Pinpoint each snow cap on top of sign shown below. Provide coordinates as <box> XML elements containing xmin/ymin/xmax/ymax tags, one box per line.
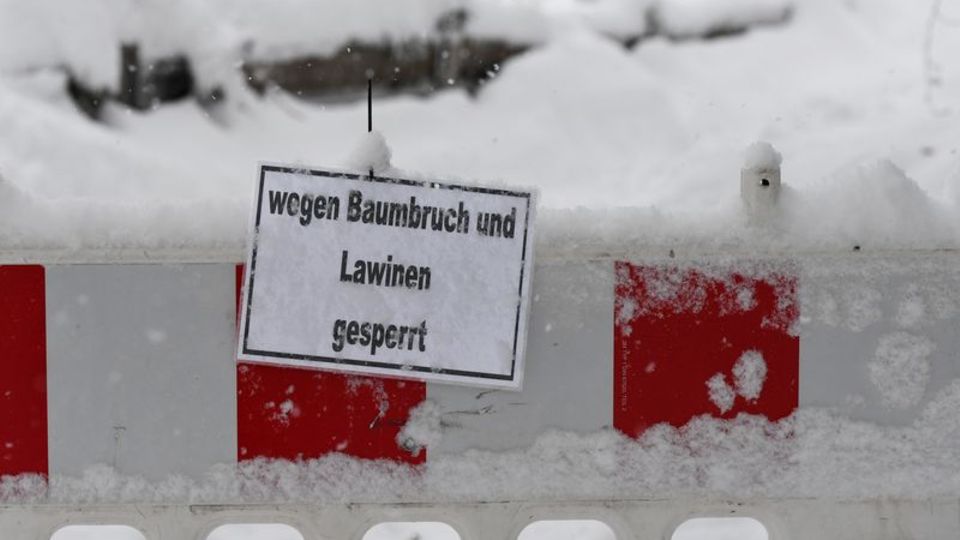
<box><xmin>344</xmin><ymin>130</ymin><xmax>393</xmax><ymax>174</ymax></box>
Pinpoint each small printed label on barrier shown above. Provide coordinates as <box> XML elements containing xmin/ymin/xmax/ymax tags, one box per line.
<box><xmin>238</xmin><ymin>164</ymin><xmax>536</xmax><ymax>389</ymax></box>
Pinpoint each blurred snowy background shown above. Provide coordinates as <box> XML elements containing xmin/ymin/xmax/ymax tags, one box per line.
<box><xmin>0</xmin><ymin>0</ymin><xmax>957</xmax><ymax>252</ymax></box>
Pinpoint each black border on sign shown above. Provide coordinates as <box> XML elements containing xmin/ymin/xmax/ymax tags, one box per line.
<box><xmin>241</xmin><ymin>165</ymin><xmax>533</xmax><ymax>382</ymax></box>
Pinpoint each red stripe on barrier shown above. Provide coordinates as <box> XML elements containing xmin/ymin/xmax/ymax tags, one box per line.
<box><xmin>613</xmin><ymin>262</ymin><xmax>799</xmax><ymax>438</ymax></box>
<box><xmin>235</xmin><ymin>265</ymin><xmax>426</xmax><ymax>464</ymax></box>
<box><xmin>0</xmin><ymin>265</ymin><xmax>47</xmax><ymax>477</ymax></box>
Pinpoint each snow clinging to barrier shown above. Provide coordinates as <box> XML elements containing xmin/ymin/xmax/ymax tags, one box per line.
<box><xmin>869</xmin><ymin>332</ymin><xmax>935</xmax><ymax>410</ymax></box>
<box><xmin>707</xmin><ymin>373</ymin><xmax>735</xmax><ymax>413</ymax></box>
<box><xmin>733</xmin><ymin>350</ymin><xmax>767</xmax><ymax>401</ymax></box>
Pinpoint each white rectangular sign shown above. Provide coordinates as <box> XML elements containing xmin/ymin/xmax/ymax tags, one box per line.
<box><xmin>238</xmin><ymin>164</ymin><xmax>536</xmax><ymax>389</ymax></box>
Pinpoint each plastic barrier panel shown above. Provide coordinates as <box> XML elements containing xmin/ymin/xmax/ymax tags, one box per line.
<box><xmin>0</xmin><ymin>251</ymin><xmax>958</xmax><ymax>540</ymax></box>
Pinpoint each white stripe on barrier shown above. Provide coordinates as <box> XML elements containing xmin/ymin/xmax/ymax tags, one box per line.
<box><xmin>426</xmin><ymin>261</ymin><xmax>614</xmax><ymax>453</ymax></box>
<box><xmin>45</xmin><ymin>264</ymin><xmax>237</xmax><ymax>479</ymax></box>
<box><xmin>797</xmin><ymin>258</ymin><xmax>960</xmax><ymax>423</ymax></box>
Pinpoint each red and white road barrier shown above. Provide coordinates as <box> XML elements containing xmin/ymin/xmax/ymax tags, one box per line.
<box><xmin>1</xmin><ymin>252</ymin><xmax>959</xmax><ymax>539</ymax></box>
<box><xmin>3</xmin><ymin>255</ymin><xmax>960</xmax><ymax>473</ymax></box>
<box><xmin>0</xmin><ymin>260</ymin><xmax>800</xmax><ymax>476</ymax></box>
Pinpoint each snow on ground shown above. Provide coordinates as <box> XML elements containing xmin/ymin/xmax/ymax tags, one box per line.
<box><xmin>0</xmin><ymin>0</ymin><xmax>957</xmax><ymax>255</ymax></box>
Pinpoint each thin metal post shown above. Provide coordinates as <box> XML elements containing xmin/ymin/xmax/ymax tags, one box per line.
<box><xmin>368</xmin><ymin>76</ymin><xmax>374</xmax><ymax>178</ymax></box>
